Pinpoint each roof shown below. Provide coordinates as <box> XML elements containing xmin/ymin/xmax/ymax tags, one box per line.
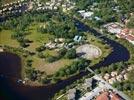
<box><xmin>96</xmin><ymin>92</ymin><xmax>109</xmax><ymax>100</ymax></box>
<box><xmin>121</xmin><ymin>28</ymin><xmax>129</xmax><ymax>35</ymax></box>
<box><xmin>82</xmin><ymin>11</ymin><xmax>94</xmax><ymax>18</ymax></box>
<box><xmin>126</xmin><ymin>34</ymin><xmax>134</xmax><ymax>41</ymax></box>
<box><xmin>111</xmin><ymin>93</ymin><xmax>120</xmax><ymax>100</ymax></box>
<box><xmin>96</xmin><ymin>92</ymin><xmax>121</xmax><ymax>100</ymax></box>
<box><xmin>84</xmin><ymin>78</ymin><xmax>93</xmax><ymax>86</ymax></box>
<box><xmin>68</xmin><ymin>88</ymin><xmax>76</xmax><ymax>100</ymax></box>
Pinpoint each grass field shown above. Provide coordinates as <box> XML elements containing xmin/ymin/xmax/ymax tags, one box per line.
<box><xmin>0</xmin><ymin>22</ymin><xmax>73</xmax><ymax>75</ymax></box>
<box><xmin>0</xmin><ymin>30</ymin><xmax>19</xmax><ymax>47</ymax></box>
<box><xmin>86</xmin><ymin>33</ymin><xmax>112</xmax><ymax>65</ymax></box>
<box><xmin>32</xmin><ymin>56</ymin><xmax>73</xmax><ymax>75</ymax></box>
<box><xmin>26</xmin><ymin>23</ymin><xmax>54</xmax><ymax>52</ymax></box>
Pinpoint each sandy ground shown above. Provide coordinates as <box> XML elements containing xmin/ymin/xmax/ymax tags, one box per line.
<box><xmin>76</xmin><ymin>44</ymin><xmax>102</xmax><ymax>59</ymax></box>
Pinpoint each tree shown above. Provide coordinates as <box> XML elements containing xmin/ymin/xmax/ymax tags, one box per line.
<box><xmin>25</xmin><ymin>68</ymin><xmax>37</xmax><ymax>81</ymax></box>
<box><xmin>36</xmin><ymin>46</ymin><xmax>46</xmax><ymax>52</ymax></box>
<box><xmin>38</xmin><ymin>52</ymin><xmax>45</xmax><ymax>58</ymax></box>
<box><xmin>65</xmin><ymin>48</ymin><xmax>76</xmax><ymax>59</ymax></box>
<box><xmin>47</xmin><ymin>56</ymin><xmax>57</xmax><ymax>62</ymax></box>
<box><xmin>58</xmin><ymin>48</ymin><xmax>67</xmax><ymax>57</ymax></box>
<box><xmin>128</xmin><ymin>69</ymin><xmax>134</xmax><ymax>82</ymax></box>
<box><xmin>127</xmin><ymin>17</ymin><xmax>134</xmax><ymax>28</ymax></box>
<box><xmin>59</xmin><ymin>69</ymin><xmax>65</xmax><ymax>77</ymax></box>
<box><xmin>65</xmin><ymin>68</ymin><xmax>71</xmax><ymax>76</ymax></box>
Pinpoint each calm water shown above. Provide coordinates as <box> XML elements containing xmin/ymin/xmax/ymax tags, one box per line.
<box><xmin>0</xmin><ymin>20</ymin><xmax>130</xmax><ymax>100</ymax></box>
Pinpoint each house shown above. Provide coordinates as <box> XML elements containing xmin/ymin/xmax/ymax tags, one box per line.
<box><xmin>67</xmin><ymin>88</ymin><xmax>76</xmax><ymax>100</ymax></box>
<box><xmin>103</xmin><ymin>23</ymin><xmax>122</xmax><ymax>34</ymax></box>
<box><xmin>96</xmin><ymin>91</ymin><xmax>109</xmax><ymax>100</ymax></box>
<box><xmin>96</xmin><ymin>91</ymin><xmax>121</xmax><ymax>100</ymax></box>
<box><xmin>111</xmin><ymin>71</ymin><xmax>118</xmax><ymax>77</ymax></box>
<box><xmin>104</xmin><ymin>73</ymin><xmax>110</xmax><ymax>80</ymax></box>
<box><xmin>78</xmin><ymin>10</ymin><xmax>94</xmax><ymax>19</ymax></box>
<box><xmin>116</xmin><ymin>75</ymin><xmax>123</xmax><ymax>82</ymax></box>
<box><xmin>116</xmin><ymin>28</ymin><xmax>134</xmax><ymax>45</ymax></box>
<box><xmin>108</xmin><ymin>78</ymin><xmax>116</xmax><ymax>84</ymax></box>
<box><xmin>110</xmin><ymin>93</ymin><xmax>120</xmax><ymax>100</ymax></box>
<box><xmin>82</xmin><ymin>12</ymin><xmax>93</xmax><ymax>19</ymax></box>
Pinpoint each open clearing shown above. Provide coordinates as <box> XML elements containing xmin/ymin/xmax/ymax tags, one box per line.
<box><xmin>76</xmin><ymin>44</ymin><xmax>102</xmax><ymax>59</ymax></box>
<box><xmin>32</xmin><ymin>57</ymin><xmax>73</xmax><ymax>75</ymax></box>
<box><xmin>0</xmin><ymin>30</ymin><xmax>19</xmax><ymax>47</ymax></box>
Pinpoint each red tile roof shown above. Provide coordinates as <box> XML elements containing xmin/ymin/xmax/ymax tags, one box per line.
<box><xmin>122</xmin><ymin>28</ymin><xmax>129</xmax><ymax>33</ymax></box>
<box><xmin>111</xmin><ymin>93</ymin><xmax>120</xmax><ymax>100</ymax></box>
<box><xmin>117</xmin><ymin>33</ymin><xmax>126</xmax><ymax>39</ymax></box>
<box><xmin>96</xmin><ymin>92</ymin><xmax>109</xmax><ymax>100</ymax></box>
<box><xmin>126</xmin><ymin>34</ymin><xmax>134</xmax><ymax>41</ymax></box>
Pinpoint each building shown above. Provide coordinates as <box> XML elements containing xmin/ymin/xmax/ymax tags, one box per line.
<box><xmin>108</xmin><ymin>78</ymin><xmax>116</xmax><ymax>84</ymax></box>
<box><xmin>126</xmin><ymin>34</ymin><xmax>134</xmax><ymax>45</ymax></box>
<box><xmin>73</xmin><ymin>35</ymin><xmax>82</xmax><ymax>42</ymax></box>
<box><xmin>110</xmin><ymin>93</ymin><xmax>120</xmax><ymax>100</ymax></box>
<box><xmin>67</xmin><ymin>88</ymin><xmax>76</xmax><ymax>100</ymax></box>
<box><xmin>96</xmin><ymin>91</ymin><xmax>109</xmax><ymax>100</ymax></box>
<box><xmin>111</xmin><ymin>71</ymin><xmax>118</xmax><ymax>77</ymax></box>
<box><xmin>78</xmin><ymin>10</ymin><xmax>94</xmax><ymax>19</ymax></box>
<box><xmin>116</xmin><ymin>28</ymin><xmax>134</xmax><ymax>45</ymax></box>
<box><xmin>83</xmin><ymin>78</ymin><xmax>93</xmax><ymax>90</ymax></box>
<box><xmin>96</xmin><ymin>91</ymin><xmax>121</xmax><ymax>100</ymax></box>
<box><xmin>0</xmin><ymin>48</ymin><xmax>4</xmax><ymax>52</ymax></box>
<box><xmin>104</xmin><ymin>73</ymin><xmax>110</xmax><ymax>80</ymax></box>
<box><xmin>103</xmin><ymin>23</ymin><xmax>122</xmax><ymax>34</ymax></box>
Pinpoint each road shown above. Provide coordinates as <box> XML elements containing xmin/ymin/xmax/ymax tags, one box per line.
<box><xmin>87</xmin><ymin>67</ymin><xmax>130</xmax><ymax>100</ymax></box>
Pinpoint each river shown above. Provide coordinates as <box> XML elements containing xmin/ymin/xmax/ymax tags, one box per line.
<box><xmin>0</xmin><ymin>20</ymin><xmax>130</xmax><ymax>100</ymax></box>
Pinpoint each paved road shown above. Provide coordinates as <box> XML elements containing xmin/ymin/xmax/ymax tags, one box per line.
<box><xmin>87</xmin><ymin>68</ymin><xmax>130</xmax><ymax>100</ymax></box>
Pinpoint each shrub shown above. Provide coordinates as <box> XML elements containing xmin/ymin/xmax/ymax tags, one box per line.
<box><xmin>65</xmin><ymin>48</ymin><xmax>76</xmax><ymax>59</ymax></box>
<box><xmin>47</xmin><ymin>56</ymin><xmax>57</xmax><ymax>63</ymax></box>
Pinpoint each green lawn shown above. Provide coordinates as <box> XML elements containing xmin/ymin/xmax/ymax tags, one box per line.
<box><xmin>32</xmin><ymin>56</ymin><xmax>73</xmax><ymax>75</ymax></box>
<box><xmin>0</xmin><ymin>30</ymin><xmax>19</xmax><ymax>47</ymax></box>
<box><xmin>0</xmin><ymin>22</ymin><xmax>73</xmax><ymax>75</ymax></box>
<box><xmin>86</xmin><ymin>33</ymin><xmax>112</xmax><ymax>66</ymax></box>
<box><xmin>26</xmin><ymin>23</ymin><xmax>54</xmax><ymax>52</ymax></box>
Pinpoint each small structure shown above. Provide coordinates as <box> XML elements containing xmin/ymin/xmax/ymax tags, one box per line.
<box><xmin>83</xmin><ymin>78</ymin><xmax>93</xmax><ymax>90</ymax></box>
<box><xmin>104</xmin><ymin>73</ymin><xmax>110</xmax><ymax>80</ymax></box>
<box><xmin>73</xmin><ymin>35</ymin><xmax>82</xmax><ymax>42</ymax></box>
<box><xmin>45</xmin><ymin>42</ymin><xmax>57</xmax><ymax>49</ymax></box>
<box><xmin>124</xmin><ymin>74</ymin><xmax>128</xmax><ymax>80</ymax></box>
<box><xmin>0</xmin><ymin>48</ymin><xmax>4</xmax><ymax>52</ymax></box>
<box><xmin>67</xmin><ymin>88</ymin><xmax>76</xmax><ymax>100</ymax></box>
<box><xmin>116</xmin><ymin>75</ymin><xmax>123</xmax><ymax>82</ymax></box>
<box><xmin>111</xmin><ymin>71</ymin><xmax>118</xmax><ymax>77</ymax></box>
<box><xmin>108</xmin><ymin>78</ymin><xmax>116</xmax><ymax>84</ymax></box>
<box><xmin>78</xmin><ymin>10</ymin><xmax>94</xmax><ymax>19</ymax></box>
<box><xmin>94</xmin><ymin>16</ymin><xmax>101</xmax><ymax>21</ymax></box>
